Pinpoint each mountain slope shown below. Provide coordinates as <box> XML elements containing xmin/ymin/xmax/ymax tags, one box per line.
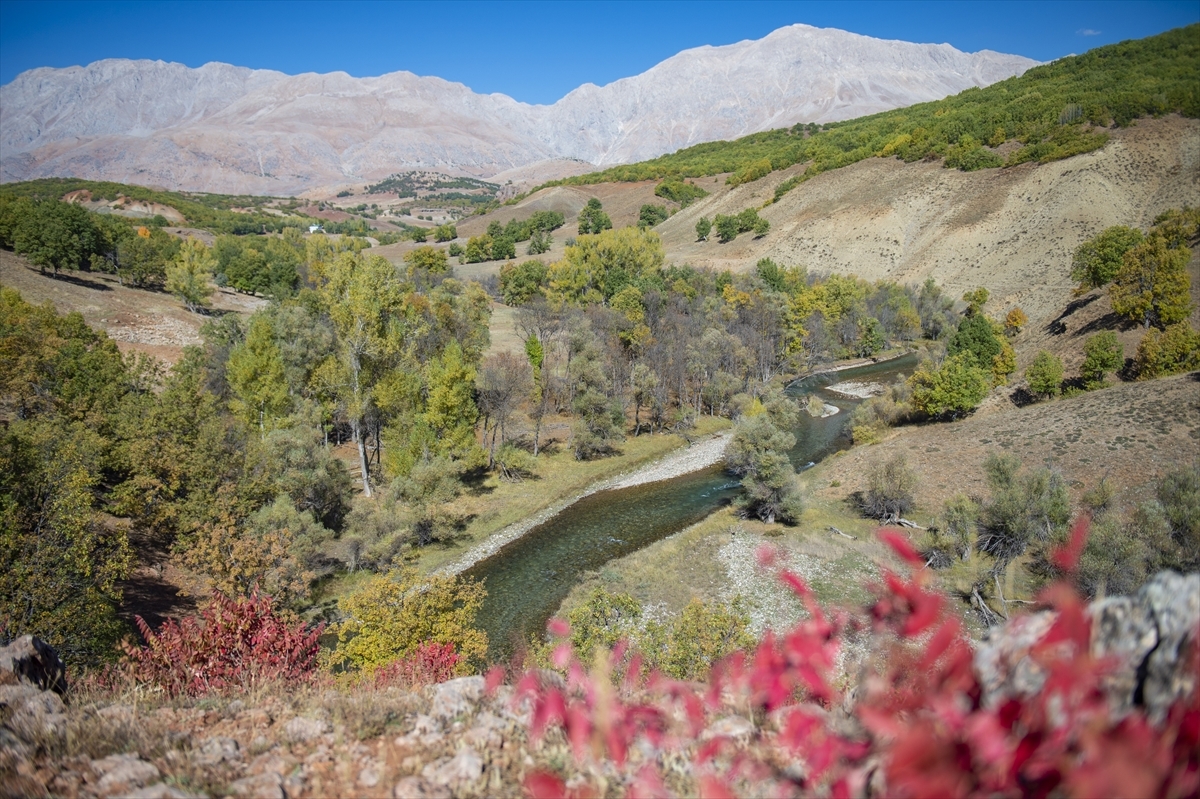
<box><xmin>0</xmin><ymin>24</ymin><xmax>1035</xmax><ymax>194</ymax></box>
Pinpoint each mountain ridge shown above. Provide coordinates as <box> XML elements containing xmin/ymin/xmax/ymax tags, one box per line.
<box><xmin>0</xmin><ymin>24</ymin><xmax>1037</xmax><ymax>194</ymax></box>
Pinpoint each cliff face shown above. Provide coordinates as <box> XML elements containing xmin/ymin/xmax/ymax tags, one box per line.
<box><xmin>0</xmin><ymin>24</ymin><xmax>1036</xmax><ymax>194</ymax></box>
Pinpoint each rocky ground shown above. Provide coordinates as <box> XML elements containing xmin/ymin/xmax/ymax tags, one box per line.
<box><xmin>3</xmin><ymin>569</ymin><xmax>1196</xmax><ymax>798</ymax></box>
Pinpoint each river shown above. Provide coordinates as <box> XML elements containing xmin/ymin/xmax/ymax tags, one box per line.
<box><xmin>465</xmin><ymin>354</ymin><xmax>919</xmax><ymax>660</ymax></box>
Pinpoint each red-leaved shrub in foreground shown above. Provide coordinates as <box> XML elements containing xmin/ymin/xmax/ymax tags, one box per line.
<box><xmin>122</xmin><ymin>588</ymin><xmax>323</xmax><ymax>697</ymax></box>
<box><xmin>515</xmin><ymin>520</ymin><xmax>1200</xmax><ymax>798</ymax></box>
<box><xmin>373</xmin><ymin>641</ymin><xmax>461</xmax><ymax>689</ymax></box>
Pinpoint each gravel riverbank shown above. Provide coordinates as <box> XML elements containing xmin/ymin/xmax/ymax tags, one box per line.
<box><xmin>436</xmin><ymin>432</ymin><xmax>730</xmax><ymax>577</ymax></box>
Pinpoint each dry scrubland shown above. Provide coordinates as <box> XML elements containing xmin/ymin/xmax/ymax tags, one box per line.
<box><xmin>0</xmin><ymin>250</ymin><xmax>264</xmax><ymax>365</ymax></box>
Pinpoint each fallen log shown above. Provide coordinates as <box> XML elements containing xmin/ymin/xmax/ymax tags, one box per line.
<box><xmin>828</xmin><ymin>526</ymin><xmax>856</xmax><ymax>540</ymax></box>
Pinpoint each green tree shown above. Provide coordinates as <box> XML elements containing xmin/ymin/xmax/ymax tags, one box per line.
<box><xmin>499</xmin><ymin>260</ymin><xmax>549</xmax><ymax>305</ymax></box>
<box><xmin>491</xmin><ymin>235</ymin><xmax>516</xmax><ymax>261</ymax></box>
<box><xmin>947</xmin><ymin>313</ymin><xmax>1003</xmax><ymax>372</ymax></box>
<box><xmin>714</xmin><ymin>214</ymin><xmax>740</xmax><ymax>243</ymax></box>
<box><xmin>1025</xmin><ymin>350</ymin><xmax>1064</xmax><ymax>398</ymax></box>
<box><xmin>638</xmin><ymin>204</ymin><xmax>669</xmax><ymax>228</ymax></box>
<box><xmin>908</xmin><ymin>353</ymin><xmax>991</xmax><ymax>419</ymax></box>
<box><xmin>1080</xmin><ymin>331</ymin><xmax>1124</xmax><ymax>387</ymax></box>
<box><xmin>9</xmin><ymin>199</ymin><xmax>101</xmax><ymax>275</ymax></box>
<box><xmin>433</xmin><ymin>224</ymin><xmax>457</xmax><ymax>242</ymax></box>
<box><xmin>317</xmin><ymin>252</ymin><xmax>408</xmax><ymax>497</ymax></box>
<box><xmin>226</xmin><ymin>314</ymin><xmax>291</xmax><ymax>433</ymax></box>
<box><xmin>753</xmin><ymin>216</ymin><xmax>770</xmax><ymax>237</ymax></box>
<box><xmin>404</xmin><ymin>245</ymin><xmax>450</xmax><ymax>273</ymax></box>
<box><xmin>725</xmin><ymin>409</ymin><xmax>804</xmax><ymax>525</ymax></box>
<box><xmin>1</xmin><ymin>420</ymin><xmax>133</xmax><ymax>668</ymax></box>
<box><xmin>1071</xmin><ymin>226</ymin><xmax>1144</xmax><ymax>292</ymax></box>
<box><xmin>1110</xmin><ymin>235</ymin><xmax>1192</xmax><ymax>329</ymax></box>
<box><xmin>332</xmin><ymin>566</ymin><xmax>487</xmax><ymax>674</ymax></box>
<box><xmin>695</xmin><ymin>216</ymin><xmax>712</xmax><ymax>241</ymax></box>
<box><xmin>547</xmin><ymin>226</ymin><xmax>665</xmax><ymax>304</ymax></box>
<box><xmin>166</xmin><ymin>239</ymin><xmax>216</xmax><ymax>312</ymax></box>
<box><xmin>577</xmin><ymin>198</ymin><xmax>612</xmax><ymax>235</ymax></box>
<box><xmin>421</xmin><ymin>340</ymin><xmax>482</xmax><ymax>465</ymax></box>
<box><xmin>962</xmin><ymin>287</ymin><xmax>990</xmax><ymax>315</ymax></box>
<box><xmin>1132</xmin><ymin>323</ymin><xmax>1200</xmax><ymax>379</ymax></box>
<box><xmin>463</xmin><ymin>234</ymin><xmax>493</xmax><ymax>263</ymax></box>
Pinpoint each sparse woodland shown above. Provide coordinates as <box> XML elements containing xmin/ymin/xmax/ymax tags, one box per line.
<box><xmin>1</xmin><ymin>25</ymin><xmax>1200</xmax><ymax>799</ymax></box>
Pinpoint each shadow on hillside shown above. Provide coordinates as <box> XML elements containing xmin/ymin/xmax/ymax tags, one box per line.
<box><xmin>1045</xmin><ymin>293</ymin><xmax>1100</xmax><ymax>335</ymax></box>
<box><xmin>43</xmin><ymin>269</ymin><xmax>112</xmax><ymax>292</ymax></box>
<box><xmin>1074</xmin><ymin>311</ymin><xmax>1137</xmax><ymax>337</ymax></box>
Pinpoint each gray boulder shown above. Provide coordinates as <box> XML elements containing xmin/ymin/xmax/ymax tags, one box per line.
<box><xmin>0</xmin><ymin>635</ymin><xmax>68</xmax><ymax>696</ymax></box>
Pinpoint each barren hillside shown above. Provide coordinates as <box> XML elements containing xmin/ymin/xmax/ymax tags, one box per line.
<box><xmin>654</xmin><ymin>116</ymin><xmax>1200</xmax><ymax>327</ymax></box>
<box><xmin>809</xmin><ymin>371</ymin><xmax>1200</xmax><ymax>515</ymax></box>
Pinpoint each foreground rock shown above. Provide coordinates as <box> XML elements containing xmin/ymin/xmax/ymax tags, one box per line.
<box><xmin>3</xmin><ymin>573</ymin><xmax>1196</xmax><ymax>797</ymax></box>
<box><xmin>975</xmin><ymin>571</ymin><xmax>1200</xmax><ymax>723</ymax></box>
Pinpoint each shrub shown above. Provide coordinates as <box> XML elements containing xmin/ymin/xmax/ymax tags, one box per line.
<box><xmin>863</xmin><ymin>454</ymin><xmax>917</xmax><ymax>521</ymax></box>
<box><xmin>1133</xmin><ymin>323</ymin><xmax>1200</xmax><ymax>378</ymax></box>
<box><xmin>121</xmin><ymin>588</ymin><xmax>323</xmax><ymax>697</ymax></box>
<box><xmin>372</xmin><ymin>642</ymin><xmax>460</xmax><ymax>688</ymax></box>
<box><xmin>517</xmin><ymin>522</ymin><xmax>1199</xmax><ymax>799</ymax></box>
<box><xmin>331</xmin><ymin>566</ymin><xmax>487</xmax><ymax>674</ymax></box>
<box><xmin>1025</xmin><ymin>350</ymin><xmax>1064</xmax><ymax>398</ymax></box>
<box><xmin>1080</xmin><ymin>330</ymin><xmax>1123</xmax><ymax>387</ymax></box>
<box><xmin>976</xmin><ymin>452</ymin><xmax>1069</xmax><ymax>568</ymax></box>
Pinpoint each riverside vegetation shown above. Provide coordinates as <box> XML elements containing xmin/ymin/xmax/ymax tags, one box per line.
<box><xmin>2</xmin><ymin>24</ymin><xmax>1199</xmax><ymax>798</ymax></box>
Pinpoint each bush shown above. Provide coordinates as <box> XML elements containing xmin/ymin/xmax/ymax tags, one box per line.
<box><xmin>331</xmin><ymin>566</ymin><xmax>487</xmax><ymax>674</ymax></box>
<box><xmin>121</xmin><ymin>588</ymin><xmax>323</xmax><ymax>697</ymax></box>
<box><xmin>1133</xmin><ymin>323</ymin><xmax>1200</xmax><ymax>378</ymax></box>
<box><xmin>371</xmin><ymin>642</ymin><xmax>460</xmax><ymax>688</ymax></box>
<box><xmin>1025</xmin><ymin>350</ymin><xmax>1064</xmax><ymax>398</ymax></box>
<box><xmin>976</xmin><ymin>452</ymin><xmax>1069</xmax><ymax>567</ymax></box>
<box><xmin>863</xmin><ymin>454</ymin><xmax>917</xmax><ymax>521</ymax></box>
<box><xmin>517</xmin><ymin>522</ymin><xmax>1199</xmax><ymax>799</ymax></box>
<box><xmin>1080</xmin><ymin>330</ymin><xmax>1123</xmax><ymax>387</ymax></box>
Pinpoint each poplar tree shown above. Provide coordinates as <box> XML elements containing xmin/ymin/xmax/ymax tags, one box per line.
<box><xmin>226</xmin><ymin>314</ymin><xmax>290</xmax><ymax>433</ymax></box>
<box><xmin>166</xmin><ymin>239</ymin><xmax>215</xmax><ymax>312</ymax></box>
<box><xmin>318</xmin><ymin>253</ymin><xmax>407</xmax><ymax>497</ymax></box>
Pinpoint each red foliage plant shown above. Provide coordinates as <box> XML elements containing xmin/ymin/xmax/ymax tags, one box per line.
<box><xmin>122</xmin><ymin>587</ymin><xmax>323</xmax><ymax>697</ymax></box>
<box><xmin>372</xmin><ymin>642</ymin><xmax>461</xmax><ymax>689</ymax></box>
<box><xmin>516</xmin><ymin>519</ymin><xmax>1200</xmax><ymax>799</ymax></box>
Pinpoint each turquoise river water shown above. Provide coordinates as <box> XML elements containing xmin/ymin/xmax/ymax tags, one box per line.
<box><xmin>466</xmin><ymin>354</ymin><xmax>919</xmax><ymax>660</ymax></box>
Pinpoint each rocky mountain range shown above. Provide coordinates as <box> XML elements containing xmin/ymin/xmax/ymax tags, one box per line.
<box><xmin>0</xmin><ymin>24</ymin><xmax>1037</xmax><ymax>195</ymax></box>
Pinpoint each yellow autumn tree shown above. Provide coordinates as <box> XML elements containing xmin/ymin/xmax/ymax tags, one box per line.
<box><xmin>331</xmin><ymin>566</ymin><xmax>487</xmax><ymax>674</ymax></box>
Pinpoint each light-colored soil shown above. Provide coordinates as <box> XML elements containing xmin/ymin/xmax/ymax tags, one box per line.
<box><xmin>0</xmin><ymin>251</ymin><xmax>265</xmax><ymax>365</ymax></box>
<box><xmin>810</xmin><ymin>372</ymin><xmax>1200</xmax><ymax>514</ymax></box>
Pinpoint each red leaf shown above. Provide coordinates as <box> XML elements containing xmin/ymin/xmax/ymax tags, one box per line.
<box><xmin>878</xmin><ymin>529</ymin><xmax>923</xmax><ymax>567</ymax></box>
<box><xmin>698</xmin><ymin>774</ymin><xmax>736</xmax><ymax>799</ymax></box>
<box><xmin>1051</xmin><ymin>515</ymin><xmax>1090</xmax><ymax>573</ymax></box>
<box><xmin>524</xmin><ymin>770</ymin><xmax>567</xmax><ymax>799</ymax></box>
<box><xmin>547</xmin><ymin>617</ymin><xmax>571</xmax><ymax>638</ymax></box>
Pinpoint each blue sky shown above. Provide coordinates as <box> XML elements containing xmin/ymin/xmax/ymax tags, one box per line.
<box><xmin>1</xmin><ymin>1</ymin><xmax>1196</xmax><ymax>103</ymax></box>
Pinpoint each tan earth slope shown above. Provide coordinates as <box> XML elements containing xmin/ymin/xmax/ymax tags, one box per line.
<box><xmin>652</xmin><ymin>116</ymin><xmax>1200</xmax><ymax>327</ymax></box>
